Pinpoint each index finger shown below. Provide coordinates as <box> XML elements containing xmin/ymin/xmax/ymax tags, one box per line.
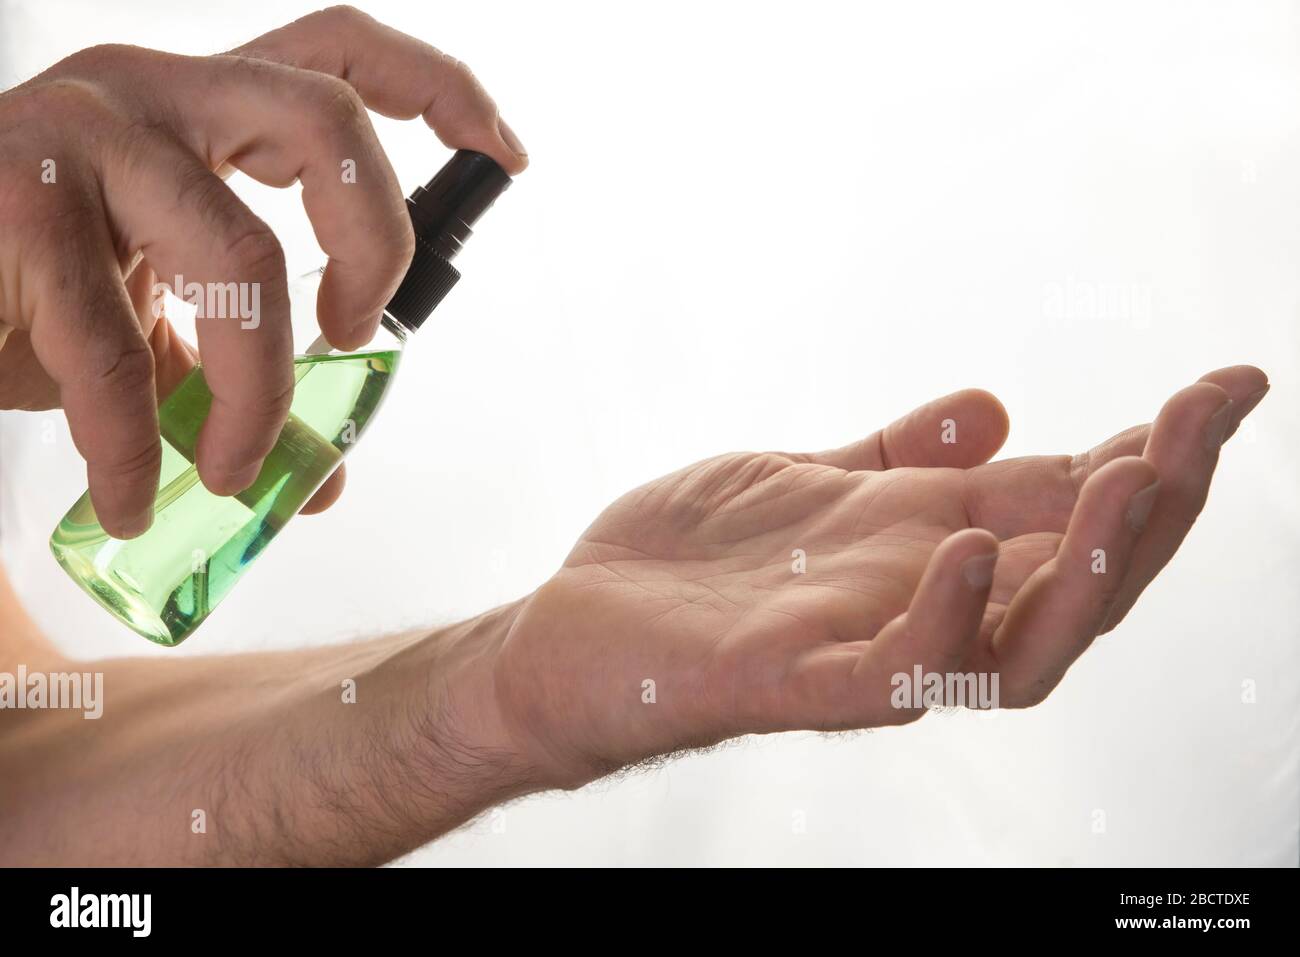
<box><xmin>233</xmin><ymin>6</ymin><xmax>528</xmax><ymax>176</ymax></box>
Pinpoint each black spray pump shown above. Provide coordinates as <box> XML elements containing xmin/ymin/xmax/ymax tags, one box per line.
<box><xmin>383</xmin><ymin>150</ymin><xmax>513</xmax><ymax>331</ymax></box>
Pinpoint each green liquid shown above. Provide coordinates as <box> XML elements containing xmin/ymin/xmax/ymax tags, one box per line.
<box><xmin>50</xmin><ymin>349</ymin><xmax>400</xmax><ymax>646</ymax></box>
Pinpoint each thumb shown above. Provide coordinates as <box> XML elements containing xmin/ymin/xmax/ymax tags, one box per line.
<box><xmin>799</xmin><ymin>388</ymin><xmax>1011</xmax><ymax>471</ymax></box>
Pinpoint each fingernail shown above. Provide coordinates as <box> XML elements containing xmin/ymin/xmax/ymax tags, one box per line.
<box><xmin>118</xmin><ymin>507</ymin><xmax>154</xmax><ymax>539</ymax></box>
<box><xmin>1203</xmin><ymin>400</ymin><xmax>1234</xmax><ymax>450</ymax></box>
<box><xmin>1225</xmin><ymin>385</ymin><xmax>1269</xmax><ymax>441</ymax></box>
<box><xmin>961</xmin><ymin>553</ymin><xmax>997</xmax><ymax>589</ymax></box>
<box><xmin>497</xmin><ymin>117</ymin><xmax>527</xmax><ymax>158</ymax></box>
<box><xmin>1126</xmin><ymin>481</ymin><xmax>1160</xmax><ymax>533</ymax></box>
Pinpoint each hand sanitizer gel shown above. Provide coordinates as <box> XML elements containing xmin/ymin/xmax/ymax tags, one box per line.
<box><xmin>50</xmin><ymin>150</ymin><xmax>512</xmax><ymax>646</ymax></box>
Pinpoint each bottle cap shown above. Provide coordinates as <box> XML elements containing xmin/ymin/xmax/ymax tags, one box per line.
<box><xmin>384</xmin><ymin>150</ymin><xmax>512</xmax><ymax>330</ymax></box>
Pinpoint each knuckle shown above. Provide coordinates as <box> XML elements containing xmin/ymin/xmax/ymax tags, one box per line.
<box><xmin>48</xmin><ymin>43</ymin><xmax>140</xmax><ymax>79</ymax></box>
<box><xmin>98</xmin><ymin>429</ymin><xmax>162</xmax><ymax>481</ymax></box>
<box><xmin>1065</xmin><ymin>451</ymin><xmax>1090</xmax><ymax>497</ymax></box>
<box><xmin>448</xmin><ymin>56</ymin><xmax>477</xmax><ymax>84</ymax></box>
<box><xmin>315</xmin><ymin>5</ymin><xmax>371</xmax><ymax>29</ymax></box>
<box><xmin>387</xmin><ymin>209</ymin><xmax>416</xmax><ymax>263</ymax></box>
<box><xmin>284</xmin><ymin>72</ymin><xmax>368</xmax><ymax>147</ymax></box>
<box><xmin>423</xmin><ymin>49</ymin><xmax>496</xmax><ymax>132</ymax></box>
<box><xmin>220</xmin><ymin>224</ymin><xmax>286</xmax><ymax>280</ymax></box>
<box><xmin>316</xmin><ymin>75</ymin><xmax>367</xmax><ymax>128</ymax></box>
<box><xmin>220</xmin><ymin>52</ymin><xmax>275</xmax><ymax>84</ymax></box>
<box><xmin>213</xmin><ymin>54</ymin><xmax>281</xmax><ymax>103</ymax></box>
<box><xmin>13</xmin><ymin>77</ymin><xmax>114</xmax><ymax>126</ymax></box>
<box><xmin>205</xmin><ymin>376</ymin><xmax>293</xmax><ymax>462</ymax></box>
<box><xmin>258</xmin><ymin>377</ymin><xmax>295</xmax><ymax>419</ymax></box>
<box><xmin>240</xmin><ymin>376</ymin><xmax>295</xmax><ymax>427</ymax></box>
<box><xmin>434</xmin><ymin>49</ymin><xmax>479</xmax><ymax>93</ymax></box>
<box><xmin>446</xmin><ymin>57</ymin><xmax>490</xmax><ymax>108</ymax></box>
<box><xmin>92</xmin><ymin>340</ymin><xmax>156</xmax><ymax>397</ymax></box>
<box><xmin>172</xmin><ymin>160</ymin><xmax>245</xmax><ymax>239</ymax></box>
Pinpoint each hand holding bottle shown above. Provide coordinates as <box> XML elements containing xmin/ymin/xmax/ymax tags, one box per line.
<box><xmin>0</xmin><ymin>6</ymin><xmax>527</xmax><ymax>538</ymax></box>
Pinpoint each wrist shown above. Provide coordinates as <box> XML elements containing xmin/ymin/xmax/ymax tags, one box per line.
<box><xmin>394</xmin><ymin>599</ymin><xmax>548</xmax><ymax>824</ymax></box>
<box><xmin>424</xmin><ymin>586</ymin><xmax>612</xmax><ymax>795</ymax></box>
<box><xmin>390</xmin><ymin>583</ymin><xmax>618</xmax><ymax>813</ymax></box>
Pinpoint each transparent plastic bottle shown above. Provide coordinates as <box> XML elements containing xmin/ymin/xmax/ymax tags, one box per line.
<box><xmin>49</xmin><ymin>151</ymin><xmax>511</xmax><ymax>646</ymax></box>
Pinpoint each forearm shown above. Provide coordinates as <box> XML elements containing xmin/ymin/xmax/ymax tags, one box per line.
<box><xmin>0</xmin><ymin>600</ymin><xmax>540</xmax><ymax>866</ymax></box>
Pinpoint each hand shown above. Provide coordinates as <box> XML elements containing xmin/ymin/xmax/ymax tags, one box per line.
<box><xmin>0</xmin><ymin>6</ymin><xmax>527</xmax><ymax>536</ymax></box>
<box><xmin>490</xmin><ymin>366</ymin><xmax>1269</xmax><ymax>788</ymax></box>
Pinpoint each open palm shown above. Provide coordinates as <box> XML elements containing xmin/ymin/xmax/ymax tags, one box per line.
<box><xmin>498</xmin><ymin>366</ymin><xmax>1267</xmax><ymax>788</ymax></box>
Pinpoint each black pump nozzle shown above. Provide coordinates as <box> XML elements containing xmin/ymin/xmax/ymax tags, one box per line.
<box><xmin>384</xmin><ymin>150</ymin><xmax>512</xmax><ymax>331</ymax></box>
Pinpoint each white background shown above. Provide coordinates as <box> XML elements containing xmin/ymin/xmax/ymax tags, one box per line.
<box><xmin>1</xmin><ymin>0</ymin><xmax>1297</xmax><ymax>865</ymax></box>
